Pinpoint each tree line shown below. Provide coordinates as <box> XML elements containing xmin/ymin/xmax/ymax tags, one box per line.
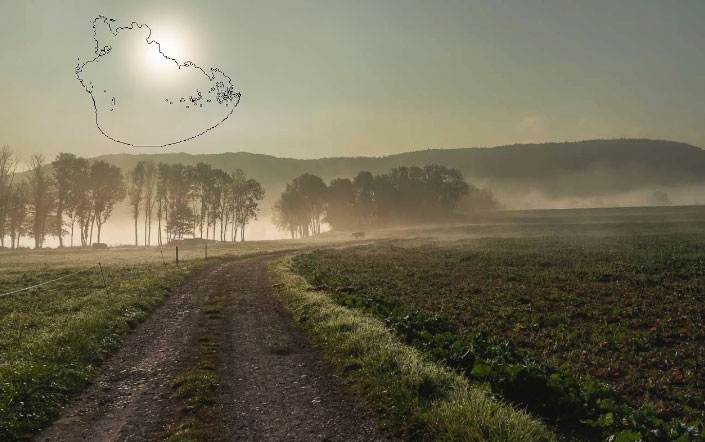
<box><xmin>273</xmin><ymin>164</ymin><xmax>495</xmax><ymax>238</ymax></box>
<box><xmin>0</xmin><ymin>146</ymin><xmax>264</xmax><ymax>249</ymax></box>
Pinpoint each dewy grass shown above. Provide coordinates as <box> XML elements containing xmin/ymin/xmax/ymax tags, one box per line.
<box><xmin>0</xmin><ymin>259</ymin><xmax>208</xmax><ymax>441</ymax></box>
<box><xmin>173</xmin><ymin>367</ymin><xmax>219</xmax><ymax>408</ymax></box>
<box><xmin>271</xmin><ymin>258</ymin><xmax>554</xmax><ymax>442</ymax></box>
<box><xmin>160</xmin><ymin>418</ymin><xmax>210</xmax><ymax>442</ymax></box>
<box><xmin>0</xmin><ymin>239</ymin><xmax>339</xmax><ymax>441</ymax></box>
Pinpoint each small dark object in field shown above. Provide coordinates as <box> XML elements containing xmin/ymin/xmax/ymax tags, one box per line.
<box><xmin>92</xmin><ymin>243</ymin><xmax>109</xmax><ymax>250</ymax></box>
<box><xmin>352</xmin><ymin>232</ymin><xmax>365</xmax><ymax>238</ymax></box>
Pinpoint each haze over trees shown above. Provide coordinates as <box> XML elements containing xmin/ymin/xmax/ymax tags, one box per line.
<box><xmin>273</xmin><ymin>164</ymin><xmax>482</xmax><ymax>238</ymax></box>
<box><xmin>0</xmin><ymin>147</ymin><xmax>265</xmax><ymax>249</ymax></box>
<box><xmin>149</xmin><ymin>162</ymin><xmax>264</xmax><ymax>245</ymax></box>
<box><xmin>69</xmin><ymin>140</ymin><xmax>705</xmax><ymax>209</ymax></box>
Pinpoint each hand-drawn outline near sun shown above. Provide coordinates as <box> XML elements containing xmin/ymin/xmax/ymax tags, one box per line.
<box><xmin>75</xmin><ymin>16</ymin><xmax>241</xmax><ymax>147</ymax></box>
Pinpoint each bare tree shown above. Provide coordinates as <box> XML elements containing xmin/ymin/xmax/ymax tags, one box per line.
<box><xmin>66</xmin><ymin>157</ymin><xmax>91</xmax><ymax>247</ymax></box>
<box><xmin>27</xmin><ymin>154</ymin><xmax>54</xmax><ymax>249</ymax></box>
<box><xmin>7</xmin><ymin>184</ymin><xmax>27</xmax><ymax>248</ymax></box>
<box><xmin>193</xmin><ymin>162</ymin><xmax>212</xmax><ymax>239</ymax></box>
<box><xmin>0</xmin><ymin>145</ymin><xmax>17</xmax><ymax>248</ymax></box>
<box><xmin>156</xmin><ymin>163</ymin><xmax>168</xmax><ymax>246</ymax></box>
<box><xmin>52</xmin><ymin>153</ymin><xmax>82</xmax><ymax>247</ymax></box>
<box><xmin>142</xmin><ymin>162</ymin><xmax>156</xmax><ymax>246</ymax></box>
<box><xmin>128</xmin><ymin>162</ymin><xmax>146</xmax><ymax>246</ymax></box>
<box><xmin>90</xmin><ymin>161</ymin><xmax>125</xmax><ymax>244</ymax></box>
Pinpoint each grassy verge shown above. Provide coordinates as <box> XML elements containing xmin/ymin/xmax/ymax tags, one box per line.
<box><xmin>271</xmin><ymin>258</ymin><xmax>554</xmax><ymax>442</ymax></box>
<box><xmin>0</xmin><ymin>258</ymin><xmax>211</xmax><ymax>441</ymax></box>
<box><xmin>162</xmin><ymin>288</ymin><xmax>227</xmax><ymax>442</ymax></box>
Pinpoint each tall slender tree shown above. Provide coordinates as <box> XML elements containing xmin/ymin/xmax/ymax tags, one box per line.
<box><xmin>128</xmin><ymin>162</ymin><xmax>146</xmax><ymax>246</ymax></box>
<box><xmin>0</xmin><ymin>145</ymin><xmax>17</xmax><ymax>248</ymax></box>
<box><xmin>193</xmin><ymin>163</ymin><xmax>213</xmax><ymax>239</ymax></box>
<box><xmin>7</xmin><ymin>184</ymin><xmax>27</xmax><ymax>249</ymax></box>
<box><xmin>90</xmin><ymin>161</ymin><xmax>125</xmax><ymax>244</ymax></box>
<box><xmin>142</xmin><ymin>161</ymin><xmax>156</xmax><ymax>246</ymax></box>
<box><xmin>51</xmin><ymin>153</ymin><xmax>80</xmax><ymax>247</ymax></box>
<box><xmin>156</xmin><ymin>163</ymin><xmax>169</xmax><ymax>245</ymax></box>
<box><xmin>233</xmin><ymin>174</ymin><xmax>264</xmax><ymax>242</ymax></box>
<box><xmin>66</xmin><ymin>157</ymin><xmax>91</xmax><ymax>247</ymax></box>
<box><xmin>27</xmin><ymin>154</ymin><xmax>54</xmax><ymax>249</ymax></box>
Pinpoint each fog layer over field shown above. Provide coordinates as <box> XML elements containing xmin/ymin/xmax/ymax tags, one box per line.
<box><xmin>8</xmin><ymin>139</ymin><xmax>705</xmax><ymax>247</ymax></box>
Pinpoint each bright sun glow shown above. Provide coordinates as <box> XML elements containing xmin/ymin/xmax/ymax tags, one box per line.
<box><xmin>147</xmin><ymin>21</ymin><xmax>198</xmax><ymax>65</ymax></box>
<box><xmin>135</xmin><ymin>20</ymin><xmax>202</xmax><ymax>85</ymax></box>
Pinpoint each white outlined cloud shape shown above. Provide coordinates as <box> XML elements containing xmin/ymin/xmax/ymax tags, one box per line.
<box><xmin>76</xmin><ymin>16</ymin><xmax>241</xmax><ymax>147</ymax></box>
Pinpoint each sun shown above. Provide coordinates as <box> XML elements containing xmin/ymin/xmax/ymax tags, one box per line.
<box><xmin>135</xmin><ymin>33</ymin><xmax>188</xmax><ymax>84</ymax></box>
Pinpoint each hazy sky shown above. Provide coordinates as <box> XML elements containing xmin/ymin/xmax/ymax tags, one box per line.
<box><xmin>1</xmin><ymin>0</ymin><xmax>704</xmax><ymax>161</ymax></box>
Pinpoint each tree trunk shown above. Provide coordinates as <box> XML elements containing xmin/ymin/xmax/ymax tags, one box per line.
<box><xmin>89</xmin><ymin>215</ymin><xmax>95</xmax><ymax>245</ymax></box>
<box><xmin>82</xmin><ymin>219</ymin><xmax>88</xmax><ymax>246</ymax></box>
<box><xmin>57</xmin><ymin>210</ymin><xmax>64</xmax><ymax>247</ymax></box>
<box><xmin>157</xmin><ymin>209</ymin><xmax>162</xmax><ymax>245</ymax></box>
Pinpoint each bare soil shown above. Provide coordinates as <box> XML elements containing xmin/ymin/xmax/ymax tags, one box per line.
<box><xmin>34</xmin><ymin>254</ymin><xmax>393</xmax><ymax>442</ymax></box>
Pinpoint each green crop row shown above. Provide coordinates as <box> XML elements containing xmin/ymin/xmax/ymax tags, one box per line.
<box><xmin>292</xmin><ymin>251</ymin><xmax>703</xmax><ymax>442</ymax></box>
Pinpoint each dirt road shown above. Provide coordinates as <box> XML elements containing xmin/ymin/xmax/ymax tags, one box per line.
<box><xmin>35</xmin><ymin>255</ymin><xmax>392</xmax><ymax>442</ymax></box>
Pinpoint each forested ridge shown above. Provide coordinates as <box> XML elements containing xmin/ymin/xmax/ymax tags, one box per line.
<box><xmin>89</xmin><ymin>139</ymin><xmax>705</xmax><ymax>200</ymax></box>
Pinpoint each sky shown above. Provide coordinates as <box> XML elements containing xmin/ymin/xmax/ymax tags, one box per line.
<box><xmin>1</xmin><ymin>0</ymin><xmax>704</xmax><ymax>162</ymax></box>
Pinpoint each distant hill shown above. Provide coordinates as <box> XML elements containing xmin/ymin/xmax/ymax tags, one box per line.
<box><xmin>92</xmin><ymin>139</ymin><xmax>705</xmax><ymax>210</ymax></box>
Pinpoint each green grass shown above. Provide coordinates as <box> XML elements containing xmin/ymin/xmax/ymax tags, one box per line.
<box><xmin>165</xmin><ymin>283</ymin><xmax>227</xmax><ymax>442</ymax></box>
<box><xmin>0</xmin><ymin>260</ymin><xmax>202</xmax><ymax>440</ymax></box>
<box><xmin>291</xmin><ymin>233</ymin><xmax>705</xmax><ymax>441</ymax></box>
<box><xmin>174</xmin><ymin>368</ymin><xmax>219</xmax><ymax>408</ymax></box>
<box><xmin>0</xmin><ymin>237</ymin><xmax>358</xmax><ymax>440</ymax></box>
<box><xmin>160</xmin><ymin>419</ymin><xmax>210</xmax><ymax>442</ymax></box>
<box><xmin>272</xmin><ymin>259</ymin><xmax>555</xmax><ymax>442</ymax></box>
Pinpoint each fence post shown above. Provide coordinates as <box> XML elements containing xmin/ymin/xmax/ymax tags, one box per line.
<box><xmin>160</xmin><ymin>250</ymin><xmax>166</xmax><ymax>267</ymax></box>
<box><xmin>98</xmin><ymin>262</ymin><xmax>109</xmax><ymax>295</ymax></box>
<box><xmin>176</xmin><ymin>246</ymin><xmax>179</xmax><ymax>268</ymax></box>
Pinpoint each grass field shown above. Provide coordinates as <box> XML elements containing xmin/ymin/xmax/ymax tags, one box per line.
<box><xmin>0</xmin><ymin>237</ymin><xmax>356</xmax><ymax>440</ymax></box>
<box><xmin>292</xmin><ymin>211</ymin><xmax>705</xmax><ymax>441</ymax></box>
<box><xmin>3</xmin><ymin>205</ymin><xmax>705</xmax><ymax>441</ymax></box>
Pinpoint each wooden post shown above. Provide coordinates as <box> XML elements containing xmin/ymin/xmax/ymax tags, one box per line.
<box><xmin>98</xmin><ymin>262</ymin><xmax>109</xmax><ymax>295</ymax></box>
<box><xmin>160</xmin><ymin>250</ymin><xmax>166</xmax><ymax>267</ymax></box>
<box><xmin>176</xmin><ymin>246</ymin><xmax>179</xmax><ymax>268</ymax></box>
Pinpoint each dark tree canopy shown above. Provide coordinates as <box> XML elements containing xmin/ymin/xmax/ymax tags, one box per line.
<box><xmin>0</xmin><ymin>148</ymin><xmax>265</xmax><ymax>249</ymax></box>
<box><xmin>274</xmin><ymin>164</ymin><xmax>489</xmax><ymax>237</ymax></box>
